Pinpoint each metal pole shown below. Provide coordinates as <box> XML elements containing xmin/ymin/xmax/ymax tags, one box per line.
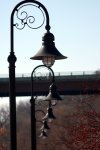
<box><xmin>30</xmin><ymin>98</ymin><xmax>36</xmax><ymax>150</ymax></box>
<box><xmin>7</xmin><ymin>10</ymin><xmax>17</xmax><ymax>149</ymax></box>
<box><xmin>8</xmin><ymin>52</ymin><xmax>17</xmax><ymax>150</ymax></box>
<box><xmin>30</xmin><ymin>67</ymin><xmax>36</xmax><ymax>150</ymax></box>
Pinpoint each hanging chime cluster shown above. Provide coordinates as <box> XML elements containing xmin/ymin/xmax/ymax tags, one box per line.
<box><xmin>38</xmin><ymin>83</ymin><xmax>62</xmax><ymax>139</ymax></box>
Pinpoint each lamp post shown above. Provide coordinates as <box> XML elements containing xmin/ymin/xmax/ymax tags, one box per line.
<box><xmin>8</xmin><ymin>1</ymin><xmax>67</xmax><ymax>150</ymax></box>
<box><xmin>30</xmin><ymin>64</ymin><xmax>62</xmax><ymax>150</ymax></box>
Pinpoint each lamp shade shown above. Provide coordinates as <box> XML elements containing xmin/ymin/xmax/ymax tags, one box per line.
<box><xmin>42</xmin><ymin>107</ymin><xmax>56</xmax><ymax>122</ymax></box>
<box><xmin>40</xmin><ymin>120</ymin><xmax>50</xmax><ymax>131</ymax></box>
<box><xmin>44</xmin><ymin>83</ymin><xmax>62</xmax><ymax>101</ymax></box>
<box><xmin>30</xmin><ymin>32</ymin><xmax>67</xmax><ymax>67</ymax></box>
<box><xmin>39</xmin><ymin>130</ymin><xmax>48</xmax><ymax>139</ymax></box>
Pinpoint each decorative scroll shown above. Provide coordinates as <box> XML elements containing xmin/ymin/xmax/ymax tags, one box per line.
<box><xmin>14</xmin><ymin>4</ymin><xmax>45</xmax><ymax>30</ymax></box>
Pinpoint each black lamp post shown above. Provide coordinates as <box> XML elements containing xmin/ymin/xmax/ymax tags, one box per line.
<box><xmin>7</xmin><ymin>1</ymin><xmax>67</xmax><ymax>150</ymax></box>
<box><xmin>30</xmin><ymin>64</ymin><xmax>62</xmax><ymax>150</ymax></box>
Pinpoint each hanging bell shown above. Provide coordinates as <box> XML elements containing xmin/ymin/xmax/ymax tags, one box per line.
<box><xmin>43</xmin><ymin>107</ymin><xmax>56</xmax><ymax>122</ymax></box>
<box><xmin>40</xmin><ymin>120</ymin><xmax>50</xmax><ymax>132</ymax></box>
<box><xmin>39</xmin><ymin>130</ymin><xmax>48</xmax><ymax>139</ymax></box>
<box><xmin>44</xmin><ymin>83</ymin><xmax>62</xmax><ymax>101</ymax></box>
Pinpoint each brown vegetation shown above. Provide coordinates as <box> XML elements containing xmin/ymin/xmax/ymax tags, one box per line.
<box><xmin>0</xmin><ymin>95</ymin><xmax>100</xmax><ymax>150</ymax></box>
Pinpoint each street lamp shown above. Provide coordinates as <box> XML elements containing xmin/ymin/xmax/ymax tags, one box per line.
<box><xmin>7</xmin><ymin>0</ymin><xmax>67</xmax><ymax>150</ymax></box>
<box><xmin>30</xmin><ymin>64</ymin><xmax>62</xmax><ymax>150</ymax></box>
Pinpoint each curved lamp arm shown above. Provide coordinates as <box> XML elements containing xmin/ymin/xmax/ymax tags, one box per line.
<box><xmin>31</xmin><ymin>64</ymin><xmax>55</xmax><ymax>99</ymax></box>
<box><xmin>10</xmin><ymin>0</ymin><xmax>50</xmax><ymax>53</ymax></box>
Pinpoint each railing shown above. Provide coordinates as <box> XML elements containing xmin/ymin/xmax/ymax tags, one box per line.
<box><xmin>0</xmin><ymin>70</ymin><xmax>99</xmax><ymax>78</ymax></box>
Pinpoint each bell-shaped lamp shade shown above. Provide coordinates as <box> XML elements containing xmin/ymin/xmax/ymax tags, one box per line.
<box><xmin>44</xmin><ymin>83</ymin><xmax>62</xmax><ymax>101</ymax></box>
<box><xmin>39</xmin><ymin>130</ymin><xmax>48</xmax><ymax>139</ymax></box>
<box><xmin>43</xmin><ymin>107</ymin><xmax>56</xmax><ymax>122</ymax></box>
<box><xmin>30</xmin><ymin>32</ymin><xmax>67</xmax><ymax>67</ymax></box>
<box><xmin>40</xmin><ymin>120</ymin><xmax>50</xmax><ymax>132</ymax></box>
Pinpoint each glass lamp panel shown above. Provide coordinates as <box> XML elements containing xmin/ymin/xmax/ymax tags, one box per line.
<box><xmin>42</xmin><ymin>56</ymin><xmax>55</xmax><ymax>67</ymax></box>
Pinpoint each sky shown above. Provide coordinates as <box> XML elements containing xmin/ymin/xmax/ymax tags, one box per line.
<box><xmin>0</xmin><ymin>0</ymin><xmax>100</xmax><ymax>75</ymax></box>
